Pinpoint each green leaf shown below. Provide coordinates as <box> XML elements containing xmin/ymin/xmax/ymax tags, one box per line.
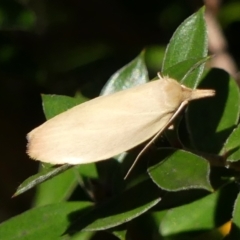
<box><xmin>162</xmin><ymin>7</ymin><xmax>207</xmax><ymax>87</ymax></box>
<box><xmin>33</xmin><ymin>166</ymin><xmax>77</xmax><ymax>207</ymax></box>
<box><xmin>187</xmin><ymin>69</ymin><xmax>240</xmax><ymax>154</ymax></box>
<box><xmin>226</xmin><ymin>193</ymin><xmax>240</xmax><ymax>239</ymax></box>
<box><xmin>13</xmin><ymin>164</ymin><xmax>72</xmax><ymax>197</ymax></box>
<box><xmin>111</xmin><ymin>227</ymin><xmax>127</xmax><ymax>240</ymax></box>
<box><xmin>68</xmin><ymin>179</ymin><xmax>161</xmax><ymax>233</ymax></box>
<box><xmin>222</xmin><ymin>124</ymin><xmax>240</xmax><ymax>162</ymax></box>
<box><xmin>163</xmin><ymin>56</ymin><xmax>210</xmax><ymax>86</ymax></box>
<box><xmin>28</xmin><ymin>163</ymin><xmax>97</xmax><ymax>207</ymax></box>
<box><xmin>42</xmin><ymin>94</ymin><xmax>87</xmax><ymax>119</ymax></box>
<box><xmin>148</xmin><ymin>148</ymin><xmax>212</xmax><ymax>191</ymax></box>
<box><xmin>33</xmin><ymin>164</ymin><xmax>98</xmax><ymax>207</ymax></box>
<box><xmin>159</xmin><ymin>183</ymin><xmax>238</xmax><ymax>238</ymax></box>
<box><xmin>0</xmin><ymin>202</ymin><xmax>93</xmax><ymax>240</ymax></box>
<box><xmin>100</xmin><ymin>51</ymin><xmax>148</xmax><ymax>95</ymax></box>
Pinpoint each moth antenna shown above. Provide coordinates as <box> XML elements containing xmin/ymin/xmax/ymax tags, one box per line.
<box><xmin>124</xmin><ymin>100</ymin><xmax>189</xmax><ymax>179</ymax></box>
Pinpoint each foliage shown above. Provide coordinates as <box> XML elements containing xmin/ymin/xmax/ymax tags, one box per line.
<box><xmin>1</xmin><ymin>7</ymin><xmax>240</xmax><ymax>240</ymax></box>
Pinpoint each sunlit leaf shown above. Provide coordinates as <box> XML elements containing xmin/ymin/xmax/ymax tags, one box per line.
<box><xmin>148</xmin><ymin>148</ymin><xmax>212</xmax><ymax>191</ymax></box>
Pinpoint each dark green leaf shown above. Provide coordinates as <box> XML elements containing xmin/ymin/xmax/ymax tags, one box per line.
<box><xmin>68</xmin><ymin>179</ymin><xmax>161</xmax><ymax>233</ymax></box>
<box><xmin>0</xmin><ymin>202</ymin><xmax>93</xmax><ymax>240</ymax></box>
<box><xmin>162</xmin><ymin>7</ymin><xmax>207</xmax><ymax>87</ymax></box>
<box><xmin>222</xmin><ymin>124</ymin><xmax>240</xmax><ymax>162</ymax></box>
<box><xmin>148</xmin><ymin>148</ymin><xmax>212</xmax><ymax>191</ymax></box>
<box><xmin>33</xmin><ymin>166</ymin><xmax>77</xmax><ymax>207</ymax></box>
<box><xmin>187</xmin><ymin>69</ymin><xmax>240</xmax><ymax>153</ymax></box>
<box><xmin>100</xmin><ymin>51</ymin><xmax>148</xmax><ymax>95</ymax></box>
<box><xmin>13</xmin><ymin>164</ymin><xmax>72</xmax><ymax>197</ymax></box>
<box><xmin>33</xmin><ymin>164</ymin><xmax>98</xmax><ymax>207</ymax></box>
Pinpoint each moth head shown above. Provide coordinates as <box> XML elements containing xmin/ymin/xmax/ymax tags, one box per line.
<box><xmin>181</xmin><ymin>84</ymin><xmax>215</xmax><ymax>102</ymax></box>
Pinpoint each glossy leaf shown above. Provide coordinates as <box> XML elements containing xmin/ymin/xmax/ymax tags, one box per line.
<box><xmin>163</xmin><ymin>56</ymin><xmax>210</xmax><ymax>87</ymax></box>
<box><xmin>100</xmin><ymin>51</ymin><xmax>148</xmax><ymax>95</ymax></box>
<box><xmin>0</xmin><ymin>202</ymin><xmax>93</xmax><ymax>240</ymax></box>
<box><xmin>13</xmin><ymin>164</ymin><xmax>72</xmax><ymax>197</ymax></box>
<box><xmin>187</xmin><ymin>69</ymin><xmax>240</xmax><ymax>154</ymax></box>
<box><xmin>223</xmin><ymin>124</ymin><xmax>240</xmax><ymax>162</ymax></box>
<box><xmin>162</xmin><ymin>7</ymin><xmax>207</xmax><ymax>88</ymax></box>
<box><xmin>68</xmin><ymin>179</ymin><xmax>161</xmax><ymax>233</ymax></box>
<box><xmin>148</xmin><ymin>148</ymin><xmax>212</xmax><ymax>191</ymax></box>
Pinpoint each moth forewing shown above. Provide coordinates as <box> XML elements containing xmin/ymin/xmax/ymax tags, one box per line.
<box><xmin>27</xmin><ymin>76</ymin><xmax>215</xmax><ymax>171</ymax></box>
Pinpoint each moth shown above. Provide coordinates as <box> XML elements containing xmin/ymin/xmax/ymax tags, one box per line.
<box><xmin>27</xmin><ymin>74</ymin><xmax>215</xmax><ymax>177</ymax></box>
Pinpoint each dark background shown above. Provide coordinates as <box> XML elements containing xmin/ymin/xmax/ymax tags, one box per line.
<box><xmin>0</xmin><ymin>0</ymin><xmax>239</xmax><ymax>223</ymax></box>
